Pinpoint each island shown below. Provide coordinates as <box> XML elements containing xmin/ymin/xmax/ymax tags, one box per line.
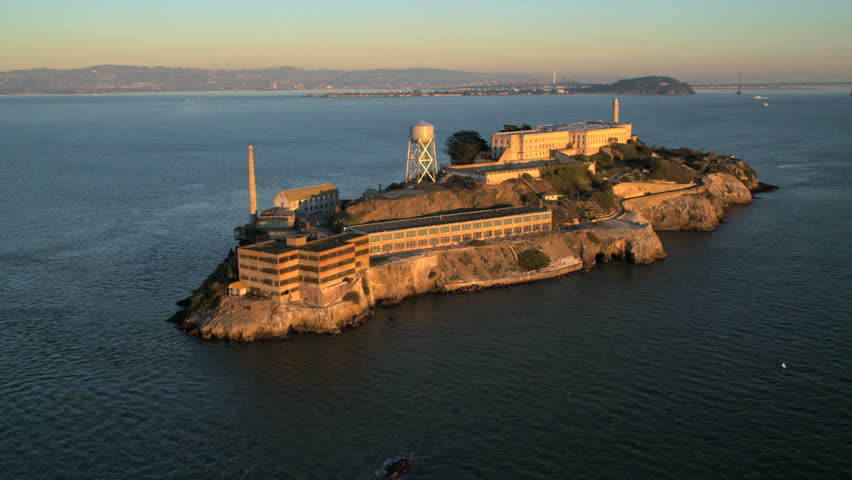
<box><xmin>169</xmin><ymin>100</ymin><xmax>772</xmax><ymax>341</ymax></box>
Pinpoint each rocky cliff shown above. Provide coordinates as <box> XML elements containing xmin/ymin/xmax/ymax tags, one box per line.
<box><xmin>342</xmin><ymin>180</ymin><xmax>527</xmax><ymax>225</ymax></box>
<box><xmin>171</xmin><ymin>217</ymin><xmax>665</xmax><ymax>342</ymax></box>
<box><xmin>619</xmin><ymin>173</ymin><xmax>751</xmax><ymax>231</ymax></box>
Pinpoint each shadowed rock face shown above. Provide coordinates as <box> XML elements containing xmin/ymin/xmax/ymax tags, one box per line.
<box><xmin>620</xmin><ymin>173</ymin><xmax>752</xmax><ymax>232</ymax></box>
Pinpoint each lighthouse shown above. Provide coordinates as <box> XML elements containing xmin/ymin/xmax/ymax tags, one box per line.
<box><xmin>247</xmin><ymin>145</ymin><xmax>258</xmax><ymax>224</ymax></box>
<box><xmin>612</xmin><ymin>98</ymin><xmax>620</xmax><ymax>124</ymax></box>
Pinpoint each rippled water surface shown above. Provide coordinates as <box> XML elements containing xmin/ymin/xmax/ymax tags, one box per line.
<box><xmin>1</xmin><ymin>91</ymin><xmax>851</xmax><ymax>479</ymax></box>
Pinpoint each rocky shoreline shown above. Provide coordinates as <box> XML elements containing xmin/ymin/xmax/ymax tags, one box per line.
<box><xmin>169</xmin><ymin>173</ymin><xmax>757</xmax><ymax>342</ymax></box>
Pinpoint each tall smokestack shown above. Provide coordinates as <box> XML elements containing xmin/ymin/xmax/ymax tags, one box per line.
<box><xmin>613</xmin><ymin>98</ymin><xmax>620</xmax><ymax>124</ymax></box>
<box><xmin>247</xmin><ymin>145</ymin><xmax>258</xmax><ymax>224</ymax></box>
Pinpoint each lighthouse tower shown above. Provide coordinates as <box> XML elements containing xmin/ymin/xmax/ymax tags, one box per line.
<box><xmin>612</xmin><ymin>98</ymin><xmax>620</xmax><ymax>124</ymax></box>
<box><xmin>405</xmin><ymin>121</ymin><xmax>438</xmax><ymax>183</ymax></box>
<box><xmin>247</xmin><ymin>145</ymin><xmax>258</xmax><ymax>224</ymax></box>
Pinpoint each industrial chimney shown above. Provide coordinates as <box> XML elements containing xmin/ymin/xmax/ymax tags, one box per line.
<box><xmin>612</xmin><ymin>98</ymin><xmax>620</xmax><ymax>124</ymax></box>
<box><xmin>247</xmin><ymin>145</ymin><xmax>258</xmax><ymax>224</ymax></box>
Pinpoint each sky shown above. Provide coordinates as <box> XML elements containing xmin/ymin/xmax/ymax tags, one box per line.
<box><xmin>2</xmin><ymin>0</ymin><xmax>851</xmax><ymax>83</ymax></box>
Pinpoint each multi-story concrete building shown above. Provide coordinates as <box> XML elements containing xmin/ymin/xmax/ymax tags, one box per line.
<box><xmin>237</xmin><ymin>232</ymin><xmax>370</xmax><ymax>306</ymax></box>
<box><xmin>272</xmin><ymin>183</ymin><xmax>339</xmax><ymax>221</ymax></box>
<box><xmin>491</xmin><ymin>121</ymin><xmax>633</xmax><ymax>162</ymax></box>
<box><xmin>348</xmin><ymin>206</ymin><xmax>552</xmax><ymax>256</ymax></box>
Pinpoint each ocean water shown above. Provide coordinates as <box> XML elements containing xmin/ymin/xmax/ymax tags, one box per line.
<box><xmin>1</xmin><ymin>90</ymin><xmax>850</xmax><ymax>479</ymax></box>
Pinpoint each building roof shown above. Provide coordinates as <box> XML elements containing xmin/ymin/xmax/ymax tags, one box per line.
<box><xmin>229</xmin><ymin>281</ymin><xmax>248</xmax><ymax>290</ymax></box>
<box><xmin>242</xmin><ymin>232</ymin><xmax>362</xmax><ymax>255</ymax></box>
<box><xmin>348</xmin><ymin>206</ymin><xmax>547</xmax><ymax>235</ymax></box>
<box><xmin>276</xmin><ymin>183</ymin><xmax>338</xmax><ymax>202</ymax></box>
<box><xmin>448</xmin><ymin>158</ymin><xmax>574</xmax><ymax>173</ymax></box>
<box><xmin>492</xmin><ymin>121</ymin><xmax>629</xmax><ymax>136</ymax></box>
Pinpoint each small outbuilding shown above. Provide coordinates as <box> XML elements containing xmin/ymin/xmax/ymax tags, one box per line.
<box><xmin>228</xmin><ymin>281</ymin><xmax>248</xmax><ymax>297</ymax></box>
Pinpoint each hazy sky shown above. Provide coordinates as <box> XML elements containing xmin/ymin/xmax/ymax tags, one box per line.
<box><xmin>2</xmin><ymin>0</ymin><xmax>851</xmax><ymax>83</ymax></box>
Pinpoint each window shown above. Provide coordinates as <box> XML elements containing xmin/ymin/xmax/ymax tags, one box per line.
<box><xmin>524</xmin><ymin>216</ymin><xmax>532</xmax><ymax>222</ymax></box>
<box><xmin>514</xmin><ymin>217</ymin><xmax>522</xmax><ymax>224</ymax></box>
<box><xmin>440</xmin><ymin>226</ymin><xmax>450</xmax><ymax>233</ymax></box>
<box><xmin>452</xmin><ymin>235</ymin><xmax>461</xmax><ymax>242</ymax></box>
<box><xmin>406</xmin><ymin>230</ymin><xmax>416</xmax><ymax>238</ymax></box>
<box><xmin>370</xmin><ymin>234</ymin><xmax>380</xmax><ymax>242</ymax></box>
<box><xmin>473</xmin><ymin>232</ymin><xmax>482</xmax><ymax>239</ymax></box>
<box><xmin>514</xmin><ymin>226</ymin><xmax>522</xmax><ymax>234</ymax></box>
<box><xmin>484</xmin><ymin>230</ymin><xmax>493</xmax><ymax>238</ymax></box>
<box><xmin>370</xmin><ymin>246</ymin><xmax>380</xmax><ymax>254</ymax></box>
<box><xmin>407</xmin><ymin>241</ymin><xmax>416</xmax><ymax>249</ymax></box>
<box><xmin>451</xmin><ymin>224</ymin><xmax>461</xmax><ymax>232</ymax></box>
<box><xmin>418</xmin><ymin>239</ymin><xmax>428</xmax><ymax>247</ymax></box>
<box><xmin>429</xmin><ymin>227</ymin><xmax>438</xmax><ymax>235</ymax></box>
<box><xmin>493</xmin><ymin>219</ymin><xmax>502</xmax><ymax>226</ymax></box>
<box><xmin>394</xmin><ymin>232</ymin><xmax>404</xmax><ymax>240</ymax></box>
<box><xmin>382</xmin><ymin>233</ymin><xmax>392</xmax><ymax>241</ymax></box>
<box><xmin>484</xmin><ymin>220</ymin><xmax>492</xmax><ymax>227</ymax></box>
<box><xmin>418</xmin><ymin>229</ymin><xmax>427</xmax><ymax>236</ymax></box>
<box><xmin>473</xmin><ymin>222</ymin><xmax>482</xmax><ymax>229</ymax></box>
<box><xmin>394</xmin><ymin>242</ymin><xmax>404</xmax><ymax>251</ymax></box>
<box><xmin>462</xmin><ymin>223</ymin><xmax>471</xmax><ymax>231</ymax></box>
<box><xmin>463</xmin><ymin>234</ymin><xmax>472</xmax><ymax>240</ymax></box>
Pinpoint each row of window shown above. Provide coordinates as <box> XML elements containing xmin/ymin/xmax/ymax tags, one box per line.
<box><xmin>369</xmin><ymin>223</ymin><xmax>549</xmax><ymax>254</ymax></box>
<box><xmin>368</xmin><ymin>214</ymin><xmax>551</xmax><ymax>243</ymax></box>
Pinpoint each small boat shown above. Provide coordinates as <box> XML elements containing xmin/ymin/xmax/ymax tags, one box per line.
<box><xmin>763</xmin><ymin>102</ymin><xmax>769</xmax><ymax>107</ymax></box>
<box><xmin>754</xmin><ymin>95</ymin><xmax>764</xmax><ymax>99</ymax></box>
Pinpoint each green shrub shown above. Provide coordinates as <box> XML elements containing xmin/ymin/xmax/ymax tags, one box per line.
<box><xmin>590</xmin><ymin>183</ymin><xmax>617</xmax><ymax>209</ymax></box>
<box><xmin>588</xmin><ymin>151</ymin><xmax>614</xmax><ymax>166</ymax></box>
<box><xmin>648</xmin><ymin>157</ymin><xmax>697</xmax><ymax>183</ymax></box>
<box><xmin>361</xmin><ymin>278</ymin><xmax>370</xmax><ymax>295</ymax></box>
<box><xmin>343</xmin><ymin>291</ymin><xmax>360</xmax><ymax>304</ymax></box>
<box><xmin>517</xmin><ymin>248</ymin><xmax>551</xmax><ymax>271</ymax></box>
<box><xmin>541</xmin><ymin>164</ymin><xmax>594</xmax><ymax>196</ymax></box>
<box><xmin>611</xmin><ymin>143</ymin><xmax>641</xmax><ymax>161</ymax></box>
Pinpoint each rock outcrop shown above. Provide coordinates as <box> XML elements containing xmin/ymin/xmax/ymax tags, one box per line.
<box><xmin>172</xmin><ymin>218</ymin><xmax>665</xmax><ymax>341</ymax></box>
<box><xmin>619</xmin><ymin>173</ymin><xmax>751</xmax><ymax>231</ymax></box>
<box><xmin>342</xmin><ymin>180</ymin><xmax>527</xmax><ymax>225</ymax></box>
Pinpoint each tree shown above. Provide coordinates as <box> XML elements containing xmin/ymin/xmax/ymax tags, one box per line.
<box><xmin>517</xmin><ymin>248</ymin><xmax>551</xmax><ymax>271</ymax></box>
<box><xmin>500</xmin><ymin>123</ymin><xmax>533</xmax><ymax>132</ymax></box>
<box><xmin>445</xmin><ymin>130</ymin><xmax>489</xmax><ymax>165</ymax></box>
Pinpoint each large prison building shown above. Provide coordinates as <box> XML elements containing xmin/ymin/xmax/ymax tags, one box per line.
<box><xmin>237</xmin><ymin>232</ymin><xmax>369</xmax><ymax>306</ymax></box>
<box><xmin>348</xmin><ymin>206</ymin><xmax>552</xmax><ymax>256</ymax></box>
<box><xmin>491</xmin><ymin>121</ymin><xmax>633</xmax><ymax>162</ymax></box>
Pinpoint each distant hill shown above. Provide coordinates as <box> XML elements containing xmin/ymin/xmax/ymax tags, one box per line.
<box><xmin>0</xmin><ymin>65</ymin><xmax>540</xmax><ymax>95</ymax></box>
<box><xmin>577</xmin><ymin>76</ymin><xmax>695</xmax><ymax>95</ymax></box>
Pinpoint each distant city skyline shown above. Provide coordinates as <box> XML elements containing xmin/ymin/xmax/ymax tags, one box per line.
<box><xmin>3</xmin><ymin>0</ymin><xmax>851</xmax><ymax>84</ymax></box>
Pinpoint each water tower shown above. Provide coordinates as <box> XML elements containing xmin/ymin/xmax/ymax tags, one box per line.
<box><xmin>405</xmin><ymin>121</ymin><xmax>438</xmax><ymax>183</ymax></box>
